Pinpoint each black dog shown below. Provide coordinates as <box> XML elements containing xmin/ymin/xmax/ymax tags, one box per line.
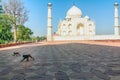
<box><xmin>13</xmin><ymin>52</ymin><xmax>21</xmax><ymax>56</ymax></box>
<box><xmin>20</xmin><ymin>54</ymin><xmax>34</xmax><ymax>62</ymax></box>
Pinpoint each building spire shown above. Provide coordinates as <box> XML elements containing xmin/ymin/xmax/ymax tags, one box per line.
<box><xmin>114</xmin><ymin>1</ymin><xmax>119</xmax><ymax>35</ymax></box>
<box><xmin>47</xmin><ymin>2</ymin><xmax>53</xmax><ymax>41</ymax></box>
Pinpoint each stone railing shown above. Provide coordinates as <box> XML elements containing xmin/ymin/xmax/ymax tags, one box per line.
<box><xmin>53</xmin><ymin>35</ymin><xmax>120</xmax><ymax>41</ymax></box>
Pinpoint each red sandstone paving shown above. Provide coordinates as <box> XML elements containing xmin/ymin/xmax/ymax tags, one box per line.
<box><xmin>0</xmin><ymin>41</ymin><xmax>120</xmax><ymax>80</ymax></box>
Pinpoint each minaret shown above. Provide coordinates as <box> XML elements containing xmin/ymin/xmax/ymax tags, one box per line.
<box><xmin>47</xmin><ymin>3</ymin><xmax>53</xmax><ymax>41</ymax></box>
<box><xmin>114</xmin><ymin>2</ymin><xmax>119</xmax><ymax>35</ymax></box>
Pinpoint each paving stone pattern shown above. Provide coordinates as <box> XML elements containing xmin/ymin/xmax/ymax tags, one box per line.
<box><xmin>0</xmin><ymin>43</ymin><xmax>120</xmax><ymax>80</ymax></box>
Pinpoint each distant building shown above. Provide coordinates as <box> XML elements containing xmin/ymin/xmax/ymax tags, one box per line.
<box><xmin>56</xmin><ymin>5</ymin><xmax>95</xmax><ymax>36</ymax></box>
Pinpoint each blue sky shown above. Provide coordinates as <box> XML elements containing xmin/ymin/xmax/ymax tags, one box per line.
<box><xmin>20</xmin><ymin>0</ymin><xmax>120</xmax><ymax>36</ymax></box>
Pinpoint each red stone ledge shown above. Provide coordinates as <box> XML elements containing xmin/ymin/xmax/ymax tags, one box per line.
<box><xmin>0</xmin><ymin>42</ymin><xmax>32</xmax><ymax>48</ymax></box>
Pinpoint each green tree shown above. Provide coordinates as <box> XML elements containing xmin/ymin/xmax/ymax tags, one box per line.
<box><xmin>0</xmin><ymin>15</ymin><xmax>13</xmax><ymax>44</ymax></box>
<box><xmin>0</xmin><ymin>5</ymin><xmax>2</xmax><ymax>13</ymax></box>
<box><xmin>17</xmin><ymin>25</ymin><xmax>33</xmax><ymax>41</ymax></box>
<box><xmin>3</xmin><ymin>0</ymin><xmax>28</xmax><ymax>43</ymax></box>
<box><xmin>0</xmin><ymin>4</ymin><xmax>13</xmax><ymax>44</ymax></box>
<box><xmin>36</xmin><ymin>36</ymin><xmax>46</xmax><ymax>42</ymax></box>
<box><xmin>0</xmin><ymin>3</ymin><xmax>4</xmax><ymax>14</ymax></box>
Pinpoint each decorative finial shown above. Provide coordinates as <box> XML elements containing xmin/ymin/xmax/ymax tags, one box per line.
<box><xmin>73</xmin><ymin>0</ymin><xmax>76</xmax><ymax>6</ymax></box>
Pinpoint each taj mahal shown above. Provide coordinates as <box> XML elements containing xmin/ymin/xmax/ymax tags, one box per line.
<box><xmin>47</xmin><ymin>2</ymin><xmax>120</xmax><ymax>41</ymax></box>
<box><xmin>56</xmin><ymin>5</ymin><xmax>95</xmax><ymax>36</ymax></box>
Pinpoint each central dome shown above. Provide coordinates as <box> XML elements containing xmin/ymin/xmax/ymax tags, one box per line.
<box><xmin>67</xmin><ymin>5</ymin><xmax>82</xmax><ymax>18</ymax></box>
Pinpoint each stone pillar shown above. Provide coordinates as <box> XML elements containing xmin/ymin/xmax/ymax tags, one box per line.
<box><xmin>47</xmin><ymin>3</ymin><xmax>53</xmax><ymax>41</ymax></box>
<box><xmin>114</xmin><ymin>2</ymin><xmax>119</xmax><ymax>35</ymax></box>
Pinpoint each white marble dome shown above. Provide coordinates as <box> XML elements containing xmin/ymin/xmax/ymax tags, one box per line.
<box><xmin>66</xmin><ymin>5</ymin><xmax>82</xmax><ymax>18</ymax></box>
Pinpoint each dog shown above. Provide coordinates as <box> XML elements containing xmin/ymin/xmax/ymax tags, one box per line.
<box><xmin>20</xmin><ymin>54</ymin><xmax>34</xmax><ymax>62</ymax></box>
<box><xmin>13</xmin><ymin>52</ymin><xmax>21</xmax><ymax>56</ymax></box>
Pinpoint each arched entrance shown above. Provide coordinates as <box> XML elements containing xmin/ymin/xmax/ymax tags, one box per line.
<box><xmin>63</xmin><ymin>31</ymin><xmax>66</xmax><ymax>36</ymax></box>
<box><xmin>68</xmin><ymin>31</ymin><xmax>72</xmax><ymax>36</ymax></box>
<box><xmin>77</xmin><ymin>23</ymin><xmax>84</xmax><ymax>36</ymax></box>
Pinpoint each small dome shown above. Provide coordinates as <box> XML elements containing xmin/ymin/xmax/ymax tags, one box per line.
<box><xmin>66</xmin><ymin>16</ymin><xmax>70</xmax><ymax>19</ymax></box>
<box><xmin>85</xmin><ymin>16</ymin><xmax>90</xmax><ymax>20</ymax></box>
<box><xmin>48</xmin><ymin>2</ymin><xmax>52</xmax><ymax>6</ymax></box>
<box><xmin>114</xmin><ymin>2</ymin><xmax>119</xmax><ymax>6</ymax></box>
<box><xmin>67</xmin><ymin>5</ymin><xmax>82</xmax><ymax>18</ymax></box>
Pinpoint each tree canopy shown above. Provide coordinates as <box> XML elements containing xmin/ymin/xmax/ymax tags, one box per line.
<box><xmin>17</xmin><ymin>25</ymin><xmax>33</xmax><ymax>41</ymax></box>
<box><xmin>0</xmin><ymin>0</ymin><xmax>34</xmax><ymax>44</ymax></box>
<box><xmin>0</xmin><ymin>15</ymin><xmax>13</xmax><ymax>44</ymax></box>
<box><xmin>3</xmin><ymin>0</ymin><xmax>28</xmax><ymax>42</ymax></box>
<box><xmin>0</xmin><ymin>4</ymin><xmax>4</xmax><ymax>14</ymax></box>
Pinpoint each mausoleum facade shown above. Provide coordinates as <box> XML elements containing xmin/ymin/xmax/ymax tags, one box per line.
<box><xmin>56</xmin><ymin>5</ymin><xmax>95</xmax><ymax>36</ymax></box>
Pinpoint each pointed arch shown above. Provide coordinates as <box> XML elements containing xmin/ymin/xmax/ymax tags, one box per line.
<box><xmin>77</xmin><ymin>23</ymin><xmax>84</xmax><ymax>35</ymax></box>
<box><xmin>68</xmin><ymin>31</ymin><xmax>72</xmax><ymax>36</ymax></box>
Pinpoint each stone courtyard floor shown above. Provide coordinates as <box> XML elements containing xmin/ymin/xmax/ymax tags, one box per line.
<box><xmin>0</xmin><ymin>42</ymin><xmax>120</xmax><ymax>80</ymax></box>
